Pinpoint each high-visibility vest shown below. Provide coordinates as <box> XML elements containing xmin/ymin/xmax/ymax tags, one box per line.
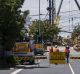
<box><xmin>53</xmin><ymin>48</ymin><xmax>59</xmax><ymax>52</ymax></box>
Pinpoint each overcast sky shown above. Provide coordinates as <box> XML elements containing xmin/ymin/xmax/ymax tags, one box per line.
<box><xmin>21</xmin><ymin>0</ymin><xmax>80</xmax><ymax>38</ymax></box>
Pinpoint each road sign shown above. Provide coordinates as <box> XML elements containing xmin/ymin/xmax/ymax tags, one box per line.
<box><xmin>49</xmin><ymin>52</ymin><xmax>65</xmax><ymax>64</ymax></box>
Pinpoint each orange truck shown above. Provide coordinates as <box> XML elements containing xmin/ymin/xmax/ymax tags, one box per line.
<box><xmin>13</xmin><ymin>42</ymin><xmax>35</xmax><ymax>65</ymax></box>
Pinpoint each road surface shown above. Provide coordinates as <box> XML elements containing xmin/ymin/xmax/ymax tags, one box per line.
<box><xmin>0</xmin><ymin>46</ymin><xmax>80</xmax><ymax>74</ymax></box>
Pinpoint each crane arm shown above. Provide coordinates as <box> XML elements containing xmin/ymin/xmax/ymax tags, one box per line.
<box><xmin>54</xmin><ymin>0</ymin><xmax>63</xmax><ymax>25</ymax></box>
<box><xmin>57</xmin><ymin>0</ymin><xmax>63</xmax><ymax>16</ymax></box>
<box><xmin>74</xmin><ymin>0</ymin><xmax>80</xmax><ymax>10</ymax></box>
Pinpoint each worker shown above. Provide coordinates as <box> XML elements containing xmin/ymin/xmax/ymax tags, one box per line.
<box><xmin>50</xmin><ymin>46</ymin><xmax>53</xmax><ymax>52</ymax></box>
<box><xmin>65</xmin><ymin>46</ymin><xmax>70</xmax><ymax>64</ymax></box>
<box><xmin>53</xmin><ymin>45</ymin><xmax>59</xmax><ymax>52</ymax></box>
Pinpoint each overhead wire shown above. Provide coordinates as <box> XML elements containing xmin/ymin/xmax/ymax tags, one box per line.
<box><xmin>28</xmin><ymin>0</ymin><xmax>80</xmax><ymax>28</ymax></box>
<box><xmin>29</xmin><ymin>10</ymin><xmax>80</xmax><ymax>17</ymax></box>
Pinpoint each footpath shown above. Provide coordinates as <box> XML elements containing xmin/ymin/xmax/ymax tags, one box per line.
<box><xmin>70</xmin><ymin>47</ymin><xmax>80</xmax><ymax>59</ymax></box>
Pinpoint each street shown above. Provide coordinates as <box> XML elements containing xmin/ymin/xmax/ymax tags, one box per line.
<box><xmin>0</xmin><ymin>46</ymin><xmax>80</xmax><ymax>74</ymax></box>
<box><xmin>0</xmin><ymin>0</ymin><xmax>80</xmax><ymax>74</ymax></box>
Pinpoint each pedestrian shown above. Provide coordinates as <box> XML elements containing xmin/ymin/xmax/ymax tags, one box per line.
<box><xmin>65</xmin><ymin>46</ymin><xmax>70</xmax><ymax>64</ymax></box>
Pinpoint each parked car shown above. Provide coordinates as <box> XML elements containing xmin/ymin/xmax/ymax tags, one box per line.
<box><xmin>34</xmin><ymin>48</ymin><xmax>44</xmax><ymax>55</ymax></box>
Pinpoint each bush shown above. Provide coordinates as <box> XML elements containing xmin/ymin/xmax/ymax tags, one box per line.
<box><xmin>6</xmin><ymin>55</ymin><xmax>16</xmax><ymax>67</ymax></box>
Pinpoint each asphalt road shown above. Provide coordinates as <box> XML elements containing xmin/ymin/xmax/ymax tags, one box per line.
<box><xmin>0</xmin><ymin>46</ymin><xmax>80</xmax><ymax>74</ymax></box>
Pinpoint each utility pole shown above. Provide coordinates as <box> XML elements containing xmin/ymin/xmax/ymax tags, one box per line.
<box><xmin>52</xmin><ymin>0</ymin><xmax>56</xmax><ymax>25</ymax></box>
<box><xmin>47</xmin><ymin>0</ymin><xmax>52</xmax><ymax>25</ymax></box>
<box><xmin>49</xmin><ymin>0</ymin><xmax>52</xmax><ymax>25</ymax></box>
<box><xmin>47</xmin><ymin>0</ymin><xmax>56</xmax><ymax>25</ymax></box>
<box><xmin>39</xmin><ymin>0</ymin><xmax>40</xmax><ymax>37</ymax></box>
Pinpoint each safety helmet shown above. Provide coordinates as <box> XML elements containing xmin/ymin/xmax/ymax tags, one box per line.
<box><xmin>55</xmin><ymin>45</ymin><xmax>57</xmax><ymax>48</ymax></box>
<box><xmin>66</xmin><ymin>45</ymin><xmax>69</xmax><ymax>49</ymax></box>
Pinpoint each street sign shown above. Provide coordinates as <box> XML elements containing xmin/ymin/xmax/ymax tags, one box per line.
<box><xmin>49</xmin><ymin>52</ymin><xmax>65</xmax><ymax>64</ymax></box>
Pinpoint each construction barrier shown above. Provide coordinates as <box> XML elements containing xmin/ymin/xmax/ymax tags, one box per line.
<box><xmin>49</xmin><ymin>52</ymin><xmax>65</xmax><ymax>64</ymax></box>
<box><xmin>15</xmin><ymin>56</ymin><xmax>34</xmax><ymax>65</ymax></box>
<box><xmin>35</xmin><ymin>56</ymin><xmax>47</xmax><ymax>59</ymax></box>
<box><xmin>70</xmin><ymin>57</ymin><xmax>80</xmax><ymax>59</ymax></box>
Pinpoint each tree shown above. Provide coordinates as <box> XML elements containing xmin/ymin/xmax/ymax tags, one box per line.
<box><xmin>29</xmin><ymin>20</ymin><xmax>60</xmax><ymax>43</ymax></box>
<box><xmin>17</xmin><ymin>10</ymin><xmax>30</xmax><ymax>41</ymax></box>
<box><xmin>71</xmin><ymin>25</ymin><xmax>80</xmax><ymax>40</ymax></box>
<box><xmin>0</xmin><ymin>0</ymin><xmax>29</xmax><ymax>68</ymax></box>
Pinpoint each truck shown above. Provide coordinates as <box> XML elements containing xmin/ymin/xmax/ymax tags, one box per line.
<box><xmin>13</xmin><ymin>42</ymin><xmax>35</xmax><ymax>65</ymax></box>
<box><xmin>34</xmin><ymin>43</ymin><xmax>44</xmax><ymax>55</ymax></box>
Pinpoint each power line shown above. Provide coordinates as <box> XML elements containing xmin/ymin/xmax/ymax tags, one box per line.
<box><xmin>29</xmin><ymin>10</ymin><xmax>80</xmax><ymax>17</ymax></box>
<box><xmin>59</xmin><ymin>10</ymin><xmax>80</xmax><ymax>14</ymax></box>
<box><xmin>29</xmin><ymin>14</ymin><xmax>47</xmax><ymax>16</ymax></box>
<box><xmin>60</xmin><ymin>17</ymin><xmax>80</xmax><ymax>23</ymax></box>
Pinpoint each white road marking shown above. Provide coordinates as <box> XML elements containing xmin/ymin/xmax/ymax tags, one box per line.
<box><xmin>69</xmin><ymin>63</ymin><xmax>75</xmax><ymax>74</ymax></box>
<box><xmin>11</xmin><ymin>69</ymin><xmax>23</xmax><ymax>74</ymax></box>
<box><xmin>10</xmin><ymin>68</ymin><xmax>14</xmax><ymax>70</ymax></box>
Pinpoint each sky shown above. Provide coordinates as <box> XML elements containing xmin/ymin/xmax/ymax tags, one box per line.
<box><xmin>21</xmin><ymin>0</ymin><xmax>80</xmax><ymax>38</ymax></box>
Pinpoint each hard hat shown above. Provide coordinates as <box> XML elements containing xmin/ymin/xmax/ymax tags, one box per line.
<box><xmin>55</xmin><ymin>45</ymin><xmax>57</xmax><ymax>48</ymax></box>
<box><xmin>66</xmin><ymin>45</ymin><xmax>69</xmax><ymax>49</ymax></box>
<box><xmin>66</xmin><ymin>45</ymin><xmax>69</xmax><ymax>48</ymax></box>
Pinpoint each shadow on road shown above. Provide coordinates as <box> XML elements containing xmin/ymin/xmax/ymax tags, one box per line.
<box><xmin>14</xmin><ymin>65</ymin><xmax>49</xmax><ymax>69</ymax></box>
<box><xmin>0</xmin><ymin>68</ymin><xmax>10</xmax><ymax>70</ymax></box>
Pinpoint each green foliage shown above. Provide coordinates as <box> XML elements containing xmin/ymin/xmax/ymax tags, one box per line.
<box><xmin>6</xmin><ymin>55</ymin><xmax>16</xmax><ymax>67</ymax></box>
<box><xmin>29</xmin><ymin>20</ymin><xmax>60</xmax><ymax>42</ymax></box>
<box><xmin>71</xmin><ymin>25</ymin><xmax>80</xmax><ymax>39</ymax></box>
<box><xmin>0</xmin><ymin>0</ymin><xmax>30</xmax><ymax>68</ymax></box>
<box><xmin>0</xmin><ymin>0</ymin><xmax>29</xmax><ymax>51</ymax></box>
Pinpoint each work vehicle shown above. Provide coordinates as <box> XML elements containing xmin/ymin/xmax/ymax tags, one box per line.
<box><xmin>34</xmin><ymin>48</ymin><xmax>44</xmax><ymax>55</ymax></box>
<box><xmin>13</xmin><ymin>42</ymin><xmax>35</xmax><ymax>65</ymax></box>
<box><xmin>34</xmin><ymin>43</ymin><xmax>44</xmax><ymax>55</ymax></box>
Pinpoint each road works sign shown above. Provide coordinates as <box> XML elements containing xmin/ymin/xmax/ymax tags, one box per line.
<box><xmin>35</xmin><ymin>44</ymin><xmax>42</xmax><ymax>48</ymax></box>
<box><xmin>14</xmin><ymin>42</ymin><xmax>29</xmax><ymax>52</ymax></box>
<box><xmin>49</xmin><ymin>52</ymin><xmax>65</xmax><ymax>64</ymax></box>
<box><xmin>15</xmin><ymin>55</ymin><xmax>34</xmax><ymax>65</ymax></box>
